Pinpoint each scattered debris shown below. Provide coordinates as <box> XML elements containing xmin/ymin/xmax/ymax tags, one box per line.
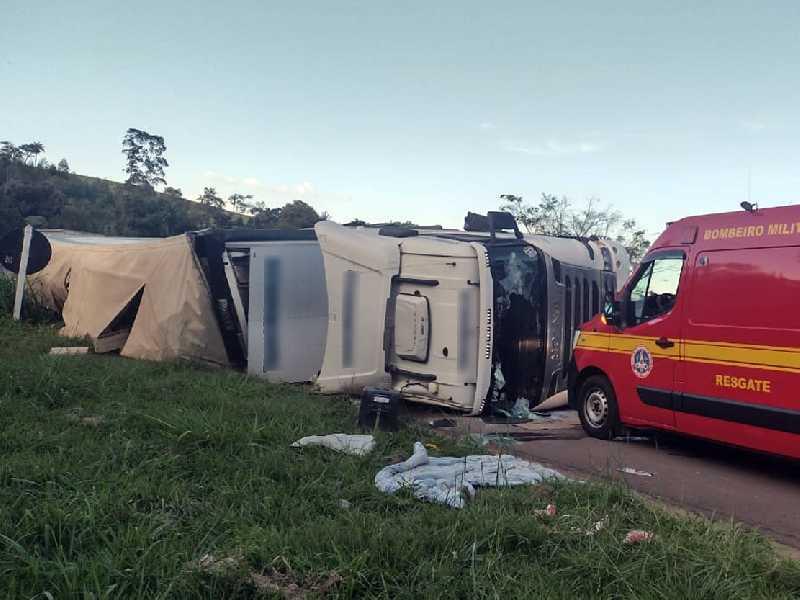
<box><xmin>192</xmin><ymin>553</ymin><xmax>243</xmax><ymax>576</ymax></box>
<box><xmin>291</xmin><ymin>434</ymin><xmax>376</xmax><ymax>456</ymax></box>
<box><xmin>482</xmin><ymin>408</ymin><xmax>574</xmax><ymax>425</ymax></box>
<box><xmin>65</xmin><ymin>411</ymin><xmax>106</xmax><ymax>427</ymax></box>
<box><xmin>617</xmin><ymin>467</ymin><xmax>654</xmax><ymax>477</ymax></box>
<box><xmin>535</xmin><ymin>503</ymin><xmax>557</xmax><ymax>518</ymax></box>
<box><xmin>49</xmin><ymin>346</ymin><xmax>90</xmax><ymax>355</ymax></box>
<box><xmin>586</xmin><ymin>516</ymin><xmax>609</xmax><ymax>536</ymax></box>
<box><xmin>614</xmin><ymin>435</ymin><xmax>651</xmax><ymax>442</ymax></box>
<box><xmin>338</xmin><ymin>499</ymin><xmax>352</xmax><ymax>510</ymax></box>
<box><xmin>623</xmin><ymin>529</ymin><xmax>655</xmax><ymax>544</ymax></box>
<box><xmin>375</xmin><ymin>441</ymin><xmax>565</xmax><ymax>509</ymax></box>
<box><xmin>429</xmin><ymin>418</ymin><xmax>457</xmax><ymax>428</ymax></box>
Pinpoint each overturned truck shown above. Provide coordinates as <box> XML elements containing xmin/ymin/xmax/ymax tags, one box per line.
<box><xmin>199</xmin><ymin>212</ymin><xmax>630</xmax><ymax>414</ymax></box>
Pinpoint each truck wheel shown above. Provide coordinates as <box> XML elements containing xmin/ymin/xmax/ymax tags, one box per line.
<box><xmin>577</xmin><ymin>375</ymin><xmax>620</xmax><ymax>440</ymax></box>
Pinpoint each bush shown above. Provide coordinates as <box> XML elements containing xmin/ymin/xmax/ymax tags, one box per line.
<box><xmin>0</xmin><ymin>272</ymin><xmax>58</xmax><ymax>323</ymax></box>
<box><xmin>0</xmin><ymin>273</ymin><xmax>14</xmax><ymax>317</ymax></box>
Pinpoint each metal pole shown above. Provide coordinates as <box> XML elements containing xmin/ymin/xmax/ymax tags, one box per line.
<box><xmin>12</xmin><ymin>225</ymin><xmax>33</xmax><ymax>321</ymax></box>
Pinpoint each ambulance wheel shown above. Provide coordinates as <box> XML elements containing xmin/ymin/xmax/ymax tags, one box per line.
<box><xmin>578</xmin><ymin>375</ymin><xmax>620</xmax><ymax>440</ymax></box>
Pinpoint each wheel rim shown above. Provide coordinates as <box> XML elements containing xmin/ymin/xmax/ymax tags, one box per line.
<box><xmin>584</xmin><ymin>388</ymin><xmax>608</xmax><ymax>428</ymax></box>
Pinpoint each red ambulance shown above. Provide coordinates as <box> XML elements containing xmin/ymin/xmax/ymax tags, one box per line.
<box><xmin>569</xmin><ymin>204</ymin><xmax>800</xmax><ymax>459</ymax></box>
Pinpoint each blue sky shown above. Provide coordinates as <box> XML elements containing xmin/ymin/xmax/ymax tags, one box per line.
<box><xmin>2</xmin><ymin>1</ymin><xmax>799</xmax><ymax>236</ymax></box>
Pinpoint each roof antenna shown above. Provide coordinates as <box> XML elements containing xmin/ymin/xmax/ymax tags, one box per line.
<box><xmin>741</xmin><ymin>168</ymin><xmax>758</xmax><ymax>212</ymax></box>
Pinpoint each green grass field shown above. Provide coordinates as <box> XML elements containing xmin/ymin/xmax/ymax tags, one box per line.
<box><xmin>1</xmin><ymin>301</ymin><xmax>799</xmax><ymax>598</ymax></box>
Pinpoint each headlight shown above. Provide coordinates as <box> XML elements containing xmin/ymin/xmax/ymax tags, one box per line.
<box><xmin>572</xmin><ymin>330</ymin><xmax>582</xmax><ymax>351</ymax></box>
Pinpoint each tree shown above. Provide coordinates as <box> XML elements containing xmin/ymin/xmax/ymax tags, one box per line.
<box><xmin>617</xmin><ymin>219</ymin><xmax>650</xmax><ymax>262</ymax></box>
<box><xmin>122</xmin><ymin>128</ymin><xmax>168</xmax><ymax>188</ymax></box>
<box><xmin>501</xmin><ymin>193</ymin><xmax>572</xmax><ymax>236</ymax></box>
<box><xmin>228</xmin><ymin>192</ymin><xmax>253</xmax><ymax>213</ymax></box>
<box><xmin>18</xmin><ymin>141</ymin><xmax>45</xmax><ymax>165</ymax></box>
<box><xmin>499</xmin><ymin>193</ymin><xmax>650</xmax><ymax>261</ymax></box>
<box><xmin>163</xmin><ymin>186</ymin><xmax>182</xmax><ymax>198</ymax></box>
<box><xmin>276</xmin><ymin>199</ymin><xmax>321</xmax><ymax>229</ymax></box>
<box><xmin>197</xmin><ymin>187</ymin><xmax>224</xmax><ymax>209</ymax></box>
<box><xmin>57</xmin><ymin>158</ymin><xmax>70</xmax><ymax>173</ymax></box>
<box><xmin>0</xmin><ymin>141</ymin><xmax>23</xmax><ymax>162</ymax></box>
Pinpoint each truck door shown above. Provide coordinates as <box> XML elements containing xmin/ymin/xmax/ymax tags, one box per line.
<box><xmin>610</xmin><ymin>250</ymin><xmax>686</xmax><ymax>428</ymax></box>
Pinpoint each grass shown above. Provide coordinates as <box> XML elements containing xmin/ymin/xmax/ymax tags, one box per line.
<box><xmin>1</xmin><ymin>314</ymin><xmax>799</xmax><ymax>599</ymax></box>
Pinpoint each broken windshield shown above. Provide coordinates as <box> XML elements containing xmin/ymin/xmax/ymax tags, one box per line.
<box><xmin>485</xmin><ymin>242</ymin><xmax>547</xmax><ymax>415</ymax></box>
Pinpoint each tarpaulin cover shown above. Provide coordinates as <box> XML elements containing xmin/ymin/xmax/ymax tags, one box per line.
<box><xmin>375</xmin><ymin>442</ymin><xmax>564</xmax><ymax>508</ymax></box>
<box><xmin>30</xmin><ymin>232</ymin><xmax>228</xmax><ymax>365</ymax></box>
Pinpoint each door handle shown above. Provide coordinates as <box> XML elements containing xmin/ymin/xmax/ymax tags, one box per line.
<box><xmin>655</xmin><ymin>337</ymin><xmax>674</xmax><ymax>349</ymax></box>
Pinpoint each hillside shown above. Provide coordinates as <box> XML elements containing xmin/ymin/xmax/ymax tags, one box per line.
<box><xmin>0</xmin><ymin>160</ymin><xmax>322</xmax><ymax>239</ymax></box>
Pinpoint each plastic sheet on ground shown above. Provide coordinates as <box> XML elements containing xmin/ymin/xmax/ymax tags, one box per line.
<box><xmin>375</xmin><ymin>442</ymin><xmax>565</xmax><ymax>508</ymax></box>
<box><xmin>291</xmin><ymin>434</ymin><xmax>376</xmax><ymax>456</ymax></box>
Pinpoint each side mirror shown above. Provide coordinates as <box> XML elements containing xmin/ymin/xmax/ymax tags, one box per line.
<box><xmin>603</xmin><ymin>297</ymin><xmax>623</xmax><ymax>328</ymax></box>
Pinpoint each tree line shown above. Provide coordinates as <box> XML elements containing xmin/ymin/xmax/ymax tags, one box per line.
<box><xmin>0</xmin><ymin>132</ymin><xmax>324</xmax><ymax>239</ymax></box>
<box><xmin>2</xmin><ymin>131</ymin><xmax>650</xmax><ymax>261</ymax></box>
<box><xmin>500</xmin><ymin>193</ymin><xmax>650</xmax><ymax>261</ymax></box>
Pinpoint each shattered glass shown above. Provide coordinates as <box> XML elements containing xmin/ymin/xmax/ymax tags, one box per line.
<box><xmin>484</xmin><ymin>242</ymin><xmax>547</xmax><ymax>414</ymax></box>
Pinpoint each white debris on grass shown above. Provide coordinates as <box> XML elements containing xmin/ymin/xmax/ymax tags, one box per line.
<box><xmin>586</xmin><ymin>516</ymin><xmax>609</xmax><ymax>536</ymax></box>
<box><xmin>617</xmin><ymin>467</ymin><xmax>654</xmax><ymax>477</ymax></box>
<box><xmin>49</xmin><ymin>347</ymin><xmax>90</xmax><ymax>355</ymax></box>
<box><xmin>375</xmin><ymin>442</ymin><xmax>565</xmax><ymax>509</ymax></box>
<box><xmin>291</xmin><ymin>434</ymin><xmax>376</xmax><ymax>456</ymax></box>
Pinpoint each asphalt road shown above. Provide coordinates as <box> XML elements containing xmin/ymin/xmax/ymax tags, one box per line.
<box><xmin>412</xmin><ymin>396</ymin><xmax>800</xmax><ymax>550</ymax></box>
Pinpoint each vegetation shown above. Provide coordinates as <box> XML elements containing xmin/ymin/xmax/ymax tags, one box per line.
<box><xmin>0</xmin><ymin>138</ymin><xmax>325</xmax><ymax>239</ymax></box>
<box><xmin>0</xmin><ymin>309</ymin><xmax>798</xmax><ymax>598</ymax></box>
<box><xmin>122</xmin><ymin>128</ymin><xmax>169</xmax><ymax>188</ymax></box>
<box><xmin>501</xmin><ymin>194</ymin><xmax>651</xmax><ymax>261</ymax></box>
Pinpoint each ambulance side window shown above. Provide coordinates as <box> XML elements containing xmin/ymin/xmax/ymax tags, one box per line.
<box><xmin>627</xmin><ymin>256</ymin><xmax>684</xmax><ymax>325</ymax></box>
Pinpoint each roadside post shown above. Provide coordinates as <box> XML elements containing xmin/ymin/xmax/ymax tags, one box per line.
<box><xmin>0</xmin><ymin>226</ymin><xmax>53</xmax><ymax>321</ymax></box>
<box><xmin>12</xmin><ymin>225</ymin><xmax>33</xmax><ymax>320</ymax></box>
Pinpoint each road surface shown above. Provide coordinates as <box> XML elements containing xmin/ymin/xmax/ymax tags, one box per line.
<box><xmin>411</xmin><ymin>395</ymin><xmax>800</xmax><ymax>550</ymax></box>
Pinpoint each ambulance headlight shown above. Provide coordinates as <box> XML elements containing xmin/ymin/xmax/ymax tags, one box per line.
<box><xmin>572</xmin><ymin>330</ymin><xmax>582</xmax><ymax>351</ymax></box>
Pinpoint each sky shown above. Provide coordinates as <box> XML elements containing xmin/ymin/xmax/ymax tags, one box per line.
<box><xmin>2</xmin><ymin>1</ymin><xmax>799</xmax><ymax>236</ymax></box>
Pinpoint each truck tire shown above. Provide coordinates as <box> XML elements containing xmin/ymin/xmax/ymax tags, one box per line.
<box><xmin>577</xmin><ymin>375</ymin><xmax>620</xmax><ymax>440</ymax></box>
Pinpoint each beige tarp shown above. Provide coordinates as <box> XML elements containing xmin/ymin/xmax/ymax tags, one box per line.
<box><xmin>31</xmin><ymin>233</ymin><xmax>228</xmax><ymax>365</ymax></box>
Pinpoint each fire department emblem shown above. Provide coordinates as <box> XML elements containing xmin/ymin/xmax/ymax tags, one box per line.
<box><xmin>631</xmin><ymin>346</ymin><xmax>653</xmax><ymax>379</ymax></box>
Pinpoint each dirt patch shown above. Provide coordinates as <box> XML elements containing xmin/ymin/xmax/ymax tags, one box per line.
<box><xmin>250</xmin><ymin>569</ymin><xmax>343</xmax><ymax>598</ymax></box>
<box><xmin>190</xmin><ymin>553</ymin><xmax>343</xmax><ymax>598</ymax></box>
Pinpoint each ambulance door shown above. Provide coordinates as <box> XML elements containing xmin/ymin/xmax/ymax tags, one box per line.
<box><xmin>677</xmin><ymin>248</ymin><xmax>800</xmax><ymax>458</ymax></box>
<box><xmin>610</xmin><ymin>251</ymin><xmax>686</xmax><ymax>428</ymax></box>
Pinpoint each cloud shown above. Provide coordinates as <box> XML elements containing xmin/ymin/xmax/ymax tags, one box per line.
<box><xmin>203</xmin><ymin>171</ymin><xmax>314</xmax><ymax>194</ymax></box>
<box><xmin>740</xmin><ymin>119</ymin><xmax>766</xmax><ymax>134</ymax></box>
<box><xmin>479</xmin><ymin>121</ymin><xmax>495</xmax><ymax>130</ymax></box>
<box><xmin>293</xmin><ymin>181</ymin><xmax>314</xmax><ymax>195</ymax></box>
<box><xmin>503</xmin><ymin>139</ymin><xmax>603</xmax><ymax>157</ymax></box>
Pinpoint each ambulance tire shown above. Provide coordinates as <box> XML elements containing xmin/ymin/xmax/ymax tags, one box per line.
<box><xmin>577</xmin><ymin>375</ymin><xmax>620</xmax><ymax>440</ymax></box>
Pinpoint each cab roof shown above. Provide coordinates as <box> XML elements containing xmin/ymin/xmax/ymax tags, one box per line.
<box><xmin>650</xmin><ymin>204</ymin><xmax>800</xmax><ymax>253</ymax></box>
